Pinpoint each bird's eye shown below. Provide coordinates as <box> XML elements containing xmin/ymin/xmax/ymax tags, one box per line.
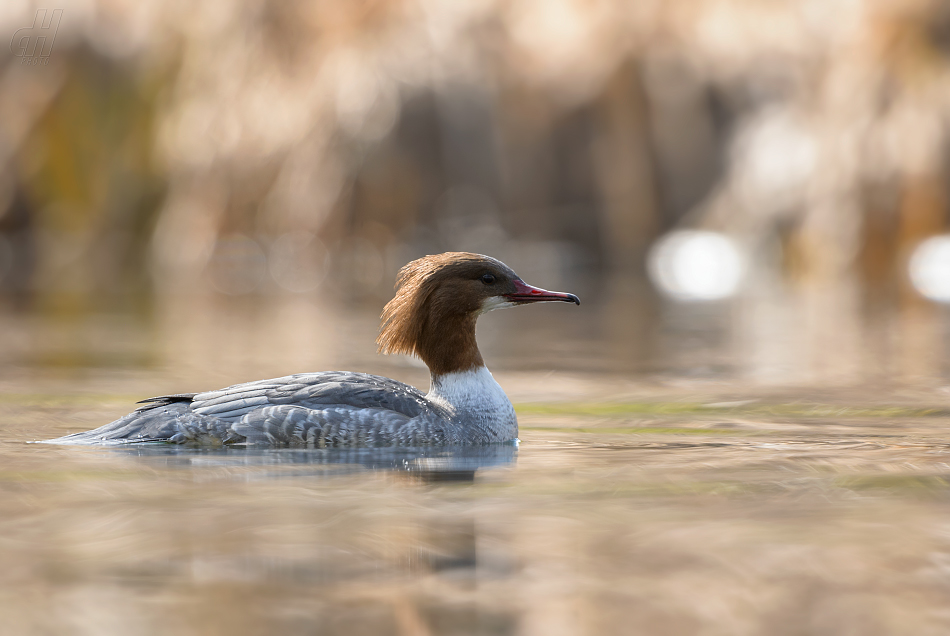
<box><xmin>481</xmin><ymin>273</ymin><xmax>496</xmax><ymax>285</ymax></box>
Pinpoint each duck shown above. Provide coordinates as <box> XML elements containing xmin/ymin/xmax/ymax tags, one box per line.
<box><xmin>44</xmin><ymin>252</ymin><xmax>579</xmax><ymax>447</ymax></box>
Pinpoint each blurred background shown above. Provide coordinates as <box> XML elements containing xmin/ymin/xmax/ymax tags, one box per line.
<box><xmin>3</xmin><ymin>0</ymin><xmax>950</xmax><ymax>388</ymax></box>
<box><xmin>9</xmin><ymin>4</ymin><xmax>950</xmax><ymax>635</ymax></box>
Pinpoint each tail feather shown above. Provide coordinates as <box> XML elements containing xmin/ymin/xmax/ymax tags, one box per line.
<box><xmin>43</xmin><ymin>402</ymin><xmax>198</xmax><ymax>445</ymax></box>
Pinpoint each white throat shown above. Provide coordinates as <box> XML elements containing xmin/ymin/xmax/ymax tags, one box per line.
<box><xmin>427</xmin><ymin>366</ymin><xmax>517</xmax><ymax>442</ymax></box>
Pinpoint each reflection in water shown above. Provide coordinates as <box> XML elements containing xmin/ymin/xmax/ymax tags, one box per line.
<box><xmin>110</xmin><ymin>443</ymin><xmax>518</xmax><ymax>483</ymax></box>
<box><xmin>6</xmin><ymin>396</ymin><xmax>950</xmax><ymax>633</ymax></box>
<box><xmin>1</xmin><ymin>439</ymin><xmax>521</xmax><ymax>635</ymax></box>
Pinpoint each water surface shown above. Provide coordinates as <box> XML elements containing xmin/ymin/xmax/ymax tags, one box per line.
<box><xmin>3</xmin><ymin>383</ymin><xmax>950</xmax><ymax>635</ymax></box>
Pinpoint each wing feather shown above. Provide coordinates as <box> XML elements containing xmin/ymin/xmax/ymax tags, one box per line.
<box><xmin>189</xmin><ymin>372</ymin><xmax>435</xmax><ymax>422</ymax></box>
<box><xmin>192</xmin><ymin>395</ymin><xmax>271</xmax><ymax>416</ymax></box>
<box><xmin>46</xmin><ymin>371</ymin><xmax>449</xmax><ymax>446</ymax></box>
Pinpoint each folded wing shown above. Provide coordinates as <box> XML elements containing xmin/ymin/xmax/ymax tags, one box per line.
<box><xmin>44</xmin><ymin>372</ymin><xmax>449</xmax><ymax>446</ymax></box>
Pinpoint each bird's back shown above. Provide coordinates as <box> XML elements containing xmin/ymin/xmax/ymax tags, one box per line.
<box><xmin>45</xmin><ymin>372</ymin><xmax>459</xmax><ymax>447</ymax></box>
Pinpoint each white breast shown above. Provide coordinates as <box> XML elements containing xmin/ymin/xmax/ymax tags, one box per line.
<box><xmin>427</xmin><ymin>366</ymin><xmax>517</xmax><ymax>441</ymax></box>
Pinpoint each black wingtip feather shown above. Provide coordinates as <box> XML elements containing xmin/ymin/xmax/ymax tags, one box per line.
<box><xmin>135</xmin><ymin>393</ymin><xmax>198</xmax><ymax>411</ymax></box>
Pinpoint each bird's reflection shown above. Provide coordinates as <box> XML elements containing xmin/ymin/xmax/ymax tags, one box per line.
<box><xmin>108</xmin><ymin>443</ymin><xmax>518</xmax><ymax>483</ymax></box>
<box><xmin>58</xmin><ymin>443</ymin><xmax>521</xmax><ymax>634</ymax></box>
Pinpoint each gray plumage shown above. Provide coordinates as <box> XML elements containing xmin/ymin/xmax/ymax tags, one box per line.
<box><xmin>44</xmin><ymin>372</ymin><xmax>466</xmax><ymax>447</ymax></box>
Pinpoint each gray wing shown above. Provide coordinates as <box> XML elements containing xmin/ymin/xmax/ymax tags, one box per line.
<box><xmin>189</xmin><ymin>372</ymin><xmax>439</xmax><ymax>421</ymax></box>
<box><xmin>43</xmin><ymin>372</ymin><xmax>451</xmax><ymax>447</ymax></box>
<box><xmin>194</xmin><ymin>372</ymin><xmax>455</xmax><ymax>446</ymax></box>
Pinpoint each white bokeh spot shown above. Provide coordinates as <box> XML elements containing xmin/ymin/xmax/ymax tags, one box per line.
<box><xmin>909</xmin><ymin>235</ymin><xmax>950</xmax><ymax>303</ymax></box>
<box><xmin>648</xmin><ymin>230</ymin><xmax>744</xmax><ymax>301</ymax></box>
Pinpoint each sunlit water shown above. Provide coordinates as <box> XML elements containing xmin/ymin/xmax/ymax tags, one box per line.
<box><xmin>3</xmin><ymin>299</ymin><xmax>950</xmax><ymax>634</ymax></box>
<box><xmin>5</xmin><ymin>385</ymin><xmax>950</xmax><ymax>635</ymax></box>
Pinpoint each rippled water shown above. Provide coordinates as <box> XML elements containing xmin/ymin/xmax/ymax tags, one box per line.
<box><xmin>2</xmin><ymin>294</ymin><xmax>950</xmax><ymax>634</ymax></box>
<box><xmin>4</xmin><ymin>382</ymin><xmax>950</xmax><ymax>635</ymax></box>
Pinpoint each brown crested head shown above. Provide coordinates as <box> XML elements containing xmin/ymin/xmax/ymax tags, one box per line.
<box><xmin>377</xmin><ymin>252</ymin><xmax>579</xmax><ymax>375</ymax></box>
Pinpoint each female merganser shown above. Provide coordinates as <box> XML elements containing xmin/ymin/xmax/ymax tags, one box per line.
<box><xmin>45</xmin><ymin>252</ymin><xmax>579</xmax><ymax>447</ymax></box>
